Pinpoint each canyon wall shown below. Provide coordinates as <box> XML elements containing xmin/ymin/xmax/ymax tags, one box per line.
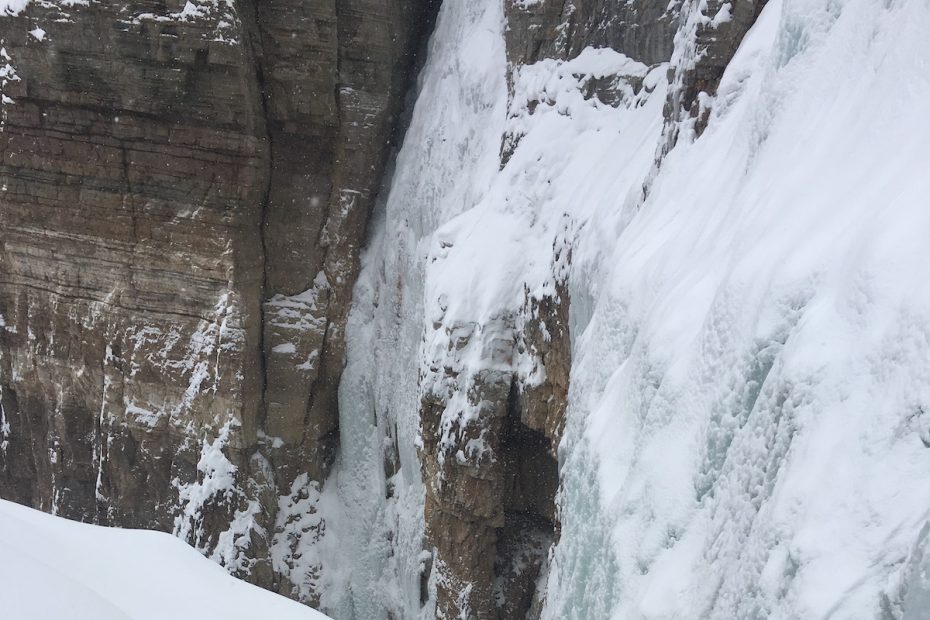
<box><xmin>6</xmin><ymin>1</ymin><xmax>922</xmax><ymax>620</ymax></box>
<box><xmin>0</xmin><ymin>0</ymin><xmax>431</xmax><ymax>604</ymax></box>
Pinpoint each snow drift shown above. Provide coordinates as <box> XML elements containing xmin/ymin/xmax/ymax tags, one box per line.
<box><xmin>0</xmin><ymin>499</ymin><xmax>329</xmax><ymax>620</ymax></box>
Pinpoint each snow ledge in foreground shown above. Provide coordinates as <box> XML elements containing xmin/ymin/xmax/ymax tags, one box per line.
<box><xmin>0</xmin><ymin>499</ymin><xmax>329</xmax><ymax>620</ymax></box>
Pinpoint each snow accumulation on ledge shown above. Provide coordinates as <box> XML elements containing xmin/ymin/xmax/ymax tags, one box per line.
<box><xmin>0</xmin><ymin>499</ymin><xmax>329</xmax><ymax>620</ymax></box>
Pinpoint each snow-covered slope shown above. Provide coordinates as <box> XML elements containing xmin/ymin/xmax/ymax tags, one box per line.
<box><xmin>0</xmin><ymin>499</ymin><xmax>329</xmax><ymax>620</ymax></box>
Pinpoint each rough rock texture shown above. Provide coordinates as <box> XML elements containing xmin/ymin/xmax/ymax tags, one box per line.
<box><xmin>420</xmin><ymin>246</ymin><xmax>571</xmax><ymax>619</ymax></box>
<box><xmin>419</xmin><ymin>321</ymin><xmax>564</xmax><ymax>619</ymax></box>
<box><xmin>504</xmin><ymin>0</ymin><xmax>682</xmax><ymax>67</ymax></box>
<box><xmin>0</xmin><ymin>0</ymin><xmax>432</xmax><ymax>607</ymax></box>
<box><xmin>0</xmin><ymin>0</ymin><xmax>267</xmax><ymax>540</ymax></box>
<box><xmin>255</xmin><ymin>0</ymin><xmax>433</xmax><ymax>495</ymax></box>
<box><xmin>660</xmin><ymin>0</ymin><xmax>768</xmax><ymax>153</ymax></box>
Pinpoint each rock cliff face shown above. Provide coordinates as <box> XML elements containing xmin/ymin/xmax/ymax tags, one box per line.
<box><xmin>0</xmin><ymin>0</ymin><xmax>431</xmax><ymax>604</ymax></box>
<box><xmin>0</xmin><ymin>0</ymin><xmax>268</xmax><ymax>540</ymax></box>
<box><xmin>255</xmin><ymin>0</ymin><xmax>432</xmax><ymax>497</ymax></box>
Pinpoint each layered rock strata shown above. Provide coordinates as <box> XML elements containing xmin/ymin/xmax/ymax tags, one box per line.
<box><xmin>504</xmin><ymin>0</ymin><xmax>682</xmax><ymax>67</ymax></box>
<box><xmin>0</xmin><ymin>0</ymin><xmax>432</xmax><ymax>605</ymax></box>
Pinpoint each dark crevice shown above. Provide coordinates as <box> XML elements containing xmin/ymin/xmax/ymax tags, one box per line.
<box><xmin>304</xmin><ymin>314</ymin><xmax>340</xmax><ymax>475</ymax></box>
<box><xmin>360</xmin><ymin>0</ymin><xmax>441</xmax><ymax>258</ymax></box>
<box><xmin>494</xmin><ymin>378</ymin><xmax>559</xmax><ymax>619</ymax></box>
<box><xmin>388</xmin><ymin>0</ymin><xmax>442</xmax><ymax>151</ymax></box>
<box><xmin>242</xmin><ymin>0</ymin><xmax>274</xmax><ymax>436</ymax></box>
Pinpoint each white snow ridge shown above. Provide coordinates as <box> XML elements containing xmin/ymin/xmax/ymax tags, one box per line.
<box><xmin>0</xmin><ymin>500</ymin><xmax>329</xmax><ymax>619</ymax></box>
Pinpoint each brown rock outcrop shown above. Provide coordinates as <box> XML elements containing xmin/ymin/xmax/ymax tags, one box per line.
<box><xmin>660</xmin><ymin>0</ymin><xmax>768</xmax><ymax>152</ymax></box>
<box><xmin>420</xmin><ymin>352</ymin><xmax>564</xmax><ymax>619</ymax></box>
<box><xmin>419</xmin><ymin>245</ymin><xmax>571</xmax><ymax>618</ymax></box>
<box><xmin>504</xmin><ymin>0</ymin><xmax>682</xmax><ymax>67</ymax></box>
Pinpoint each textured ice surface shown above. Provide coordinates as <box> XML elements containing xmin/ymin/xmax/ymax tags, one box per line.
<box><xmin>323</xmin><ymin>2</ymin><xmax>508</xmax><ymax>618</ymax></box>
<box><xmin>545</xmin><ymin>0</ymin><xmax>930</xmax><ymax>617</ymax></box>
<box><xmin>330</xmin><ymin>0</ymin><xmax>930</xmax><ymax>616</ymax></box>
